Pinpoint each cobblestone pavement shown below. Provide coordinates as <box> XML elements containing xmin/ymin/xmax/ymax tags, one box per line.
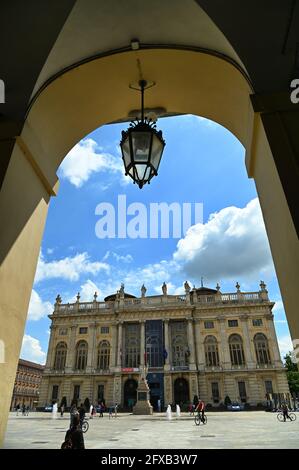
<box><xmin>3</xmin><ymin>411</ymin><xmax>299</xmax><ymax>449</ymax></box>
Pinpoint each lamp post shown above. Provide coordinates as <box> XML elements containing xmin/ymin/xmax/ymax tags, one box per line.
<box><xmin>120</xmin><ymin>80</ymin><xmax>165</xmax><ymax>188</ymax></box>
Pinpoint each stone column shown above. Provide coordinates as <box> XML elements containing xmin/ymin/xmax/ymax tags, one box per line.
<box><xmin>218</xmin><ymin>317</ymin><xmax>231</xmax><ymax>369</ymax></box>
<box><xmin>164</xmin><ymin>319</ymin><xmax>170</xmax><ymax>371</ymax></box>
<box><xmin>266</xmin><ymin>313</ymin><xmax>283</xmax><ymax>367</ymax></box>
<box><xmin>65</xmin><ymin>324</ymin><xmax>77</xmax><ymax>372</ymax></box>
<box><xmin>194</xmin><ymin>320</ymin><xmax>205</xmax><ymax>371</ymax></box>
<box><xmin>140</xmin><ymin>321</ymin><xmax>145</xmax><ymax>366</ymax></box>
<box><xmin>45</xmin><ymin>325</ymin><xmax>57</xmax><ymax>371</ymax></box>
<box><xmin>187</xmin><ymin>318</ymin><xmax>196</xmax><ymax>370</ymax></box>
<box><xmin>110</xmin><ymin>323</ymin><xmax>117</xmax><ymax>368</ymax></box>
<box><xmin>240</xmin><ymin>316</ymin><xmax>255</xmax><ymax>368</ymax></box>
<box><xmin>87</xmin><ymin>322</ymin><xmax>97</xmax><ymax>371</ymax></box>
<box><xmin>116</xmin><ymin>322</ymin><xmax>123</xmax><ymax>368</ymax></box>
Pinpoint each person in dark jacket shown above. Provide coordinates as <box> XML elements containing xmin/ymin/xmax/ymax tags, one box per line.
<box><xmin>64</xmin><ymin>415</ymin><xmax>85</xmax><ymax>449</ymax></box>
<box><xmin>78</xmin><ymin>403</ymin><xmax>85</xmax><ymax>427</ymax></box>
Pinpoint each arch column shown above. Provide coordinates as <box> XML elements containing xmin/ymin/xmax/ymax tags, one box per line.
<box><xmin>45</xmin><ymin>325</ymin><xmax>57</xmax><ymax>371</ymax></box>
<box><xmin>240</xmin><ymin>316</ymin><xmax>255</xmax><ymax>368</ymax></box>
<box><xmin>110</xmin><ymin>323</ymin><xmax>117</xmax><ymax>368</ymax></box>
<box><xmin>116</xmin><ymin>322</ymin><xmax>123</xmax><ymax>369</ymax></box>
<box><xmin>65</xmin><ymin>325</ymin><xmax>77</xmax><ymax>372</ymax></box>
<box><xmin>218</xmin><ymin>317</ymin><xmax>231</xmax><ymax>369</ymax></box>
<box><xmin>140</xmin><ymin>321</ymin><xmax>145</xmax><ymax>367</ymax></box>
<box><xmin>163</xmin><ymin>319</ymin><xmax>170</xmax><ymax>371</ymax></box>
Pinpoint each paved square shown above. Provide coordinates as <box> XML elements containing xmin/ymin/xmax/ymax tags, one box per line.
<box><xmin>3</xmin><ymin>411</ymin><xmax>299</xmax><ymax>449</ymax></box>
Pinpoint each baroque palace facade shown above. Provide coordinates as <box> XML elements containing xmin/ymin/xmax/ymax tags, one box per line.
<box><xmin>39</xmin><ymin>281</ymin><xmax>289</xmax><ymax>410</ymax></box>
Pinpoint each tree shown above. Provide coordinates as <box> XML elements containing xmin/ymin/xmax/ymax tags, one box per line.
<box><xmin>284</xmin><ymin>352</ymin><xmax>299</xmax><ymax>395</ymax></box>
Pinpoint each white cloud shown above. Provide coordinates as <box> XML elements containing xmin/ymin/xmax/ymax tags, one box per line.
<box><xmin>79</xmin><ymin>280</ymin><xmax>101</xmax><ymax>301</ymax></box>
<box><xmin>35</xmin><ymin>252</ymin><xmax>110</xmax><ymax>283</ymax></box>
<box><xmin>103</xmin><ymin>251</ymin><xmax>133</xmax><ymax>264</ymax></box>
<box><xmin>58</xmin><ymin>138</ymin><xmax>127</xmax><ymax>187</ymax></box>
<box><xmin>47</xmin><ymin>248</ymin><xmax>54</xmax><ymax>255</ymax></box>
<box><xmin>273</xmin><ymin>300</ymin><xmax>284</xmax><ymax>312</ymax></box>
<box><xmin>21</xmin><ymin>335</ymin><xmax>46</xmax><ymax>364</ymax></box>
<box><xmin>278</xmin><ymin>334</ymin><xmax>293</xmax><ymax>360</ymax></box>
<box><xmin>174</xmin><ymin>198</ymin><xmax>274</xmax><ymax>282</ymax></box>
<box><xmin>27</xmin><ymin>289</ymin><xmax>53</xmax><ymax>321</ymax></box>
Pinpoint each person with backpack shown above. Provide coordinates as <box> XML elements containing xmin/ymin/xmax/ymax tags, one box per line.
<box><xmin>61</xmin><ymin>415</ymin><xmax>85</xmax><ymax>449</ymax></box>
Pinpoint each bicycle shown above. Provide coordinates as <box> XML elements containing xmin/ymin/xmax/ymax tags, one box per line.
<box><xmin>81</xmin><ymin>419</ymin><xmax>89</xmax><ymax>432</ymax></box>
<box><xmin>195</xmin><ymin>412</ymin><xmax>207</xmax><ymax>426</ymax></box>
<box><xmin>277</xmin><ymin>411</ymin><xmax>296</xmax><ymax>422</ymax></box>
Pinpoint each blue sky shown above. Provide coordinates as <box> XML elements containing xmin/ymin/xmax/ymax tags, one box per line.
<box><xmin>21</xmin><ymin>115</ymin><xmax>292</xmax><ymax>363</ymax></box>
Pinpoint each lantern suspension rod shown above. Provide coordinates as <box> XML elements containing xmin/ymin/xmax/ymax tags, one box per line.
<box><xmin>139</xmin><ymin>79</ymin><xmax>147</xmax><ymax>122</ymax></box>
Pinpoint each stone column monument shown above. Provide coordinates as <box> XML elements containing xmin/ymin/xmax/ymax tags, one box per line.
<box><xmin>133</xmin><ymin>365</ymin><xmax>153</xmax><ymax>415</ymax></box>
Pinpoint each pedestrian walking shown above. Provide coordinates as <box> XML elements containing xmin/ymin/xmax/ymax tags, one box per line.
<box><xmin>70</xmin><ymin>403</ymin><xmax>79</xmax><ymax>427</ymax></box>
<box><xmin>16</xmin><ymin>404</ymin><xmax>20</xmax><ymax>416</ymax></box>
<box><xmin>60</xmin><ymin>404</ymin><xmax>65</xmax><ymax>417</ymax></box>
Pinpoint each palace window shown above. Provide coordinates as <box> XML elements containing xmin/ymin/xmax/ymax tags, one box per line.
<box><xmin>97</xmin><ymin>384</ymin><xmax>105</xmax><ymax>402</ymax></box>
<box><xmin>101</xmin><ymin>326</ymin><xmax>109</xmax><ymax>334</ymax></box>
<box><xmin>229</xmin><ymin>334</ymin><xmax>245</xmax><ymax>366</ymax></box>
<box><xmin>97</xmin><ymin>340</ymin><xmax>110</xmax><ymax>370</ymax></box>
<box><xmin>254</xmin><ymin>333</ymin><xmax>271</xmax><ymax>365</ymax></box>
<box><xmin>52</xmin><ymin>385</ymin><xmax>59</xmax><ymax>400</ymax></box>
<box><xmin>252</xmin><ymin>319</ymin><xmax>263</xmax><ymax>327</ymax></box>
<box><xmin>228</xmin><ymin>319</ymin><xmax>238</xmax><ymax>327</ymax></box>
<box><xmin>171</xmin><ymin>321</ymin><xmax>188</xmax><ymax>367</ymax></box>
<box><xmin>59</xmin><ymin>328</ymin><xmax>68</xmax><ymax>335</ymax></box>
<box><xmin>145</xmin><ymin>320</ymin><xmax>163</xmax><ymax>368</ymax></box>
<box><xmin>73</xmin><ymin>385</ymin><xmax>80</xmax><ymax>401</ymax></box>
<box><xmin>265</xmin><ymin>380</ymin><xmax>273</xmax><ymax>395</ymax></box>
<box><xmin>204</xmin><ymin>321</ymin><xmax>214</xmax><ymax>329</ymax></box>
<box><xmin>124</xmin><ymin>323</ymin><xmax>140</xmax><ymax>368</ymax></box>
<box><xmin>79</xmin><ymin>327</ymin><xmax>88</xmax><ymax>334</ymax></box>
<box><xmin>238</xmin><ymin>381</ymin><xmax>247</xmax><ymax>402</ymax></box>
<box><xmin>204</xmin><ymin>336</ymin><xmax>220</xmax><ymax>367</ymax></box>
<box><xmin>75</xmin><ymin>341</ymin><xmax>88</xmax><ymax>370</ymax></box>
<box><xmin>53</xmin><ymin>342</ymin><xmax>67</xmax><ymax>370</ymax></box>
<box><xmin>211</xmin><ymin>382</ymin><xmax>220</xmax><ymax>403</ymax></box>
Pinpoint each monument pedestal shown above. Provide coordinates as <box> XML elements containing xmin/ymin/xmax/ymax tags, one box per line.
<box><xmin>133</xmin><ymin>374</ymin><xmax>153</xmax><ymax>415</ymax></box>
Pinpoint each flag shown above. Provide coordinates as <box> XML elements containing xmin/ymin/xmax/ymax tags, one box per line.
<box><xmin>163</xmin><ymin>349</ymin><xmax>168</xmax><ymax>359</ymax></box>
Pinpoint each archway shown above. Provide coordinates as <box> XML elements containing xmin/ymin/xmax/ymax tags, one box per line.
<box><xmin>0</xmin><ymin>46</ymin><xmax>298</xmax><ymax>446</ymax></box>
<box><xmin>123</xmin><ymin>379</ymin><xmax>138</xmax><ymax>409</ymax></box>
<box><xmin>174</xmin><ymin>378</ymin><xmax>189</xmax><ymax>406</ymax></box>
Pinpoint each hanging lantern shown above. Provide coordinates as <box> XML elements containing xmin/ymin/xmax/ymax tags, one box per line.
<box><xmin>120</xmin><ymin>80</ymin><xmax>165</xmax><ymax>189</ymax></box>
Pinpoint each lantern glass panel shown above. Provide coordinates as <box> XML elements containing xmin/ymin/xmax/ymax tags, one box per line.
<box><xmin>151</xmin><ymin>134</ymin><xmax>164</xmax><ymax>171</ymax></box>
<box><xmin>132</xmin><ymin>131</ymin><xmax>151</xmax><ymax>162</ymax></box>
<box><xmin>144</xmin><ymin>166</ymin><xmax>152</xmax><ymax>181</ymax></box>
<box><xmin>135</xmin><ymin>164</ymin><xmax>147</xmax><ymax>180</ymax></box>
<box><xmin>122</xmin><ymin>136</ymin><xmax>131</xmax><ymax>168</ymax></box>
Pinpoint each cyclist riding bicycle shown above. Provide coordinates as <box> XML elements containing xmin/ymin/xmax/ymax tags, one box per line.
<box><xmin>281</xmin><ymin>402</ymin><xmax>292</xmax><ymax>422</ymax></box>
<box><xmin>195</xmin><ymin>399</ymin><xmax>205</xmax><ymax>422</ymax></box>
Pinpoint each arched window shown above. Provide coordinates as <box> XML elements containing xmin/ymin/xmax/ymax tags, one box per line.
<box><xmin>97</xmin><ymin>340</ymin><xmax>110</xmax><ymax>370</ymax></box>
<box><xmin>75</xmin><ymin>340</ymin><xmax>88</xmax><ymax>370</ymax></box>
<box><xmin>146</xmin><ymin>335</ymin><xmax>162</xmax><ymax>367</ymax></box>
<box><xmin>54</xmin><ymin>342</ymin><xmax>67</xmax><ymax>370</ymax></box>
<box><xmin>254</xmin><ymin>333</ymin><xmax>271</xmax><ymax>365</ymax></box>
<box><xmin>204</xmin><ymin>336</ymin><xmax>219</xmax><ymax>367</ymax></box>
<box><xmin>172</xmin><ymin>335</ymin><xmax>187</xmax><ymax>366</ymax></box>
<box><xmin>229</xmin><ymin>334</ymin><xmax>245</xmax><ymax>366</ymax></box>
<box><xmin>124</xmin><ymin>323</ymin><xmax>140</xmax><ymax>368</ymax></box>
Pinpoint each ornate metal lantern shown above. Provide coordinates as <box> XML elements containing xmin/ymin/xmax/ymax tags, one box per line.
<box><xmin>120</xmin><ymin>80</ymin><xmax>165</xmax><ymax>189</ymax></box>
